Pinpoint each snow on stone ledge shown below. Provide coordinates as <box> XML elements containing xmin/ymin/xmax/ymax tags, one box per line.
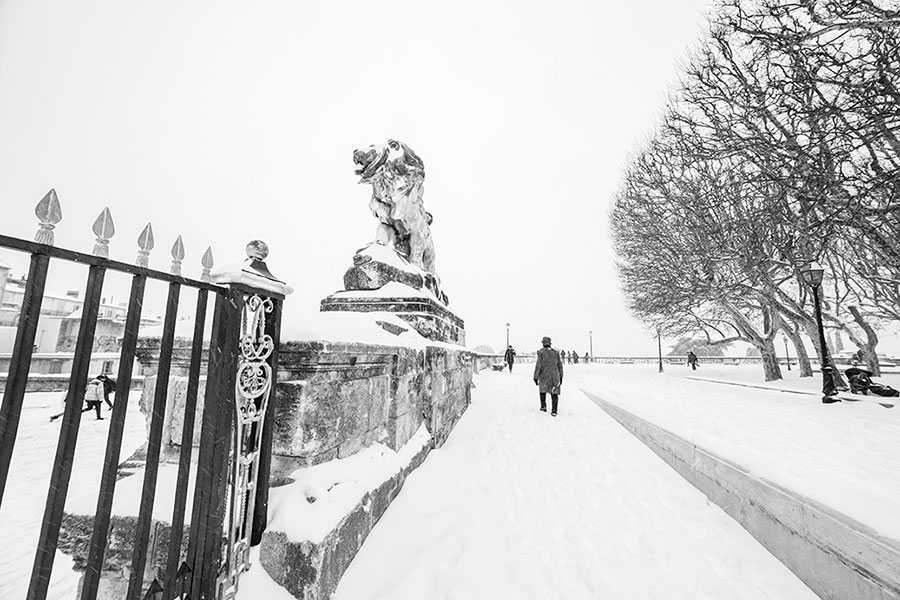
<box><xmin>138</xmin><ymin>297</ymin><xmax>467</xmax><ymax>350</ymax></box>
<box><xmin>282</xmin><ymin>308</ymin><xmax>428</xmax><ymax>348</ymax></box>
<box><xmin>349</xmin><ymin>243</ymin><xmax>443</xmax><ymax>303</ymax></box>
<box><xmin>266</xmin><ymin>424</ymin><xmax>432</xmax><ymax>545</ymax></box>
<box><xmin>331</xmin><ymin>280</ymin><xmax>434</xmax><ymax>300</ymax></box>
<box><xmin>357</xmin><ymin>242</ymin><xmax>426</xmax><ymax>276</ymax></box>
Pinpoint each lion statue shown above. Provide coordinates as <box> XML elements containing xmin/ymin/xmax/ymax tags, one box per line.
<box><xmin>352</xmin><ymin>139</ymin><xmax>438</xmax><ymax>278</ymax></box>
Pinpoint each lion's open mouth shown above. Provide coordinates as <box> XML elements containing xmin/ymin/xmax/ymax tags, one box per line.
<box><xmin>353</xmin><ymin>148</ymin><xmax>388</xmax><ymax>181</ymax></box>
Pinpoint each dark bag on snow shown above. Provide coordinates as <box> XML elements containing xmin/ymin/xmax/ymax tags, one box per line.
<box><xmin>868</xmin><ymin>382</ymin><xmax>900</xmax><ymax>397</ymax></box>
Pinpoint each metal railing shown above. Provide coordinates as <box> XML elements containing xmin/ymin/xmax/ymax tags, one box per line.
<box><xmin>473</xmin><ymin>353</ymin><xmax>779</xmax><ymax>368</ymax></box>
<box><xmin>0</xmin><ymin>190</ymin><xmax>290</xmax><ymax>600</ymax></box>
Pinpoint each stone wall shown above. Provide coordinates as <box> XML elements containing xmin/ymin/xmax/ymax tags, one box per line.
<box><xmin>271</xmin><ymin>340</ymin><xmax>472</xmax><ymax>476</ymax></box>
<box><xmin>131</xmin><ymin>338</ymin><xmax>473</xmax><ymax>471</ymax></box>
<box><xmin>260</xmin><ymin>441</ymin><xmax>433</xmax><ymax>600</ymax></box>
<box><xmin>56</xmin><ymin>336</ymin><xmax>472</xmax><ymax>598</ymax></box>
<box><xmin>132</xmin><ymin>338</ymin><xmax>209</xmax><ymax>459</ymax></box>
<box><xmin>0</xmin><ymin>374</ymin><xmax>144</xmax><ymax>394</ymax></box>
<box><xmin>258</xmin><ymin>339</ymin><xmax>473</xmax><ymax>598</ymax></box>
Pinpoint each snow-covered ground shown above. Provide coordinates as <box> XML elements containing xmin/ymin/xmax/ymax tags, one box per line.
<box><xmin>322</xmin><ymin>365</ymin><xmax>821</xmax><ymax>599</ymax></box>
<box><xmin>567</xmin><ymin>362</ymin><xmax>900</xmax><ymax>542</ymax></box>
<box><xmin>6</xmin><ymin>362</ymin><xmax>898</xmax><ymax>599</ymax></box>
<box><xmin>0</xmin><ymin>391</ymin><xmax>147</xmax><ymax>600</ymax></box>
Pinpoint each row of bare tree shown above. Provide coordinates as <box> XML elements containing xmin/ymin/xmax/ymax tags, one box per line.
<box><xmin>612</xmin><ymin>0</ymin><xmax>900</xmax><ymax>381</ymax></box>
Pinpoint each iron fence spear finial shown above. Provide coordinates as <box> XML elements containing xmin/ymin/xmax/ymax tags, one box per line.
<box><xmin>136</xmin><ymin>223</ymin><xmax>154</xmax><ymax>267</ymax></box>
<box><xmin>170</xmin><ymin>235</ymin><xmax>185</xmax><ymax>276</ymax></box>
<box><xmin>201</xmin><ymin>246</ymin><xmax>214</xmax><ymax>282</ymax></box>
<box><xmin>35</xmin><ymin>188</ymin><xmax>62</xmax><ymax>245</ymax></box>
<box><xmin>92</xmin><ymin>207</ymin><xmax>115</xmax><ymax>257</ymax></box>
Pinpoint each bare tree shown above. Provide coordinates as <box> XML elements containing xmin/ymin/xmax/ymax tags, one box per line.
<box><xmin>612</xmin><ymin>0</ymin><xmax>900</xmax><ymax>383</ymax></box>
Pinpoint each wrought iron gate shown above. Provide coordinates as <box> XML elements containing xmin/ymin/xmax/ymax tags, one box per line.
<box><xmin>0</xmin><ymin>190</ymin><xmax>290</xmax><ymax>599</ymax></box>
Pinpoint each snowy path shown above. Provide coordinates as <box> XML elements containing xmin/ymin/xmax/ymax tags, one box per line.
<box><xmin>329</xmin><ymin>366</ymin><xmax>818</xmax><ymax>600</ymax></box>
<box><xmin>567</xmin><ymin>363</ymin><xmax>900</xmax><ymax>542</ymax></box>
<box><xmin>0</xmin><ymin>391</ymin><xmax>147</xmax><ymax>600</ymax></box>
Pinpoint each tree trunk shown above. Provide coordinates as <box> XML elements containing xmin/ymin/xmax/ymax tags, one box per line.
<box><xmin>833</xmin><ymin>332</ymin><xmax>844</xmax><ymax>353</ymax></box>
<box><xmin>785</xmin><ymin>324</ymin><xmax>813</xmax><ymax>377</ymax></box>
<box><xmin>802</xmin><ymin>319</ymin><xmax>848</xmax><ymax>387</ymax></box>
<box><xmin>860</xmin><ymin>347</ymin><xmax>880</xmax><ymax>376</ymax></box>
<box><xmin>760</xmin><ymin>340</ymin><xmax>782</xmax><ymax>382</ymax></box>
<box><xmin>722</xmin><ymin>301</ymin><xmax>782</xmax><ymax>382</ymax></box>
<box><xmin>848</xmin><ymin>306</ymin><xmax>881</xmax><ymax>377</ymax></box>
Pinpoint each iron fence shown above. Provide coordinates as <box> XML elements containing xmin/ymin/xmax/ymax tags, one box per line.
<box><xmin>0</xmin><ymin>190</ymin><xmax>290</xmax><ymax>599</ymax></box>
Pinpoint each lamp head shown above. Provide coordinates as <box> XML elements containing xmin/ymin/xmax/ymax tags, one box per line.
<box><xmin>800</xmin><ymin>261</ymin><xmax>824</xmax><ymax>287</ymax></box>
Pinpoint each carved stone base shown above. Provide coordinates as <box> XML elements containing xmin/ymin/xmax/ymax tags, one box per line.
<box><xmin>342</xmin><ymin>242</ymin><xmax>449</xmax><ymax>305</ymax></box>
<box><xmin>319</xmin><ymin>295</ymin><xmax>465</xmax><ymax>345</ymax></box>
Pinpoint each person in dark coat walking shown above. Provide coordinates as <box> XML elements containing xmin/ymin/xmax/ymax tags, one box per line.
<box><xmin>687</xmin><ymin>351</ymin><xmax>699</xmax><ymax>370</ymax></box>
<box><xmin>504</xmin><ymin>345</ymin><xmax>516</xmax><ymax>372</ymax></box>
<box><xmin>534</xmin><ymin>336</ymin><xmax>564</xmax><ymax>416</ymax></box>
<box><xmin>560</xmin><ymin>349</ymin><xmax>567</xmax><ymax>364</ymax></box>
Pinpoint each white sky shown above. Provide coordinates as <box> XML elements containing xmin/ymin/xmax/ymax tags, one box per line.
<box><xmin>0</xmin><ymin>0</ymin><xmax>714</xmax><ymax>355</ymax></box>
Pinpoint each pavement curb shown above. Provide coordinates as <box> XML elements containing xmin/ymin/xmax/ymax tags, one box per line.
<box><xmin>583</xmin><ymin>389</ymin><xmax>900</xmax><ymax>600</ymax></box>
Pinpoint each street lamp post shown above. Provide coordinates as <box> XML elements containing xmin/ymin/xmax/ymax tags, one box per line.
<box><xmin>657</xmin><ymin>327</ymin><xmax>664</xmax><ymax>373</ymax></box>
<box><xmin>505</xmin><ymin>322</ymin><xmax>510</xmax><ymax>349</ymax></box>
<box><xmin>783</xmin><ymin>334</ymin><xmax>791</xmax><ymax>371</ymax></box>
<box><xmin>800</xmin><ymin>262</ymin><xmax>838</xmax><ymax>403</ymax></box>
<box><xmin>588</xmin><ymin>330</ymin><xmax>593</xmax><ymax>362</ymax></box>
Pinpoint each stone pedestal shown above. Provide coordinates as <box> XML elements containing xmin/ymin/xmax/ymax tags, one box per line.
<box><xmin>319</xmin><ymin>294</ymin><xmax>465</xmax><ymax>345</ymax></box>
<box><xmin>324</xmin><ymin>242</ymin><xmax>464</xmax><ymax>345</ymax></box>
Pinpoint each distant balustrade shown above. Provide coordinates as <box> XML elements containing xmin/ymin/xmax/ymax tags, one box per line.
<box><xmin>472</xmin><ymin>353</ymin><xmax>782</xmax><ymax>371</ymax></box>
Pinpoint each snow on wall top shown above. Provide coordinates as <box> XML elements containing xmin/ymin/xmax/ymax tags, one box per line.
<box><xmin>267</xmin><ymin>424</ymin><xmax>432</xmax><ymax>544</ymax></box>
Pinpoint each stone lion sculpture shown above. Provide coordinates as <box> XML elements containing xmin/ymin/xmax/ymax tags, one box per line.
<box><xmin>353</xmin><ymin>139</ymin><xmax>438</xmax><ymax>278</ymax></box>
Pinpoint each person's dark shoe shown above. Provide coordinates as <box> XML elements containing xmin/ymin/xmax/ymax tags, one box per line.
<box><xmin>822</xmin><ymin>397</ymin><xmax>841</xmax><ymax>404</ymax></box>
<box><xmin>540</xmin><ymin>407</ymin><xmax>547</xmax><ymax>412</ymax></box>
<box><xmin>551</xmin><ymin>412</ymin><xmax>557</xmax><ymax>417</ymax></box>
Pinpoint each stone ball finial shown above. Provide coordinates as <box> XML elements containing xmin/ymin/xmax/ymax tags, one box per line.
<box><xmin>246</xmin><ymin>240</ymin><xmax>269</xmax><ymax>261</ymax></box>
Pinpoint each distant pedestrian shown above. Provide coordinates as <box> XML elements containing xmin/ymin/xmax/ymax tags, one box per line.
<box><xmin>504</xmin><ymin>345</ymin><xmax>517</xmax><ymax>372</ymax></box>
<box><xmin>50</xmin><ymin>374</ymin><xmax>116</xmax><ymax>422</ymax></box>
<box><xmin>560</xmin><ymin>349</ymin><xmax>567</xmax><ymax>364</ymax></box>
<box><xmin>534</xmin><ymin>336</ymin><xmax>564</xmax><ymax>416</ymax></box>
<box><xmin>85</xmin><ymin>374</ymin><xmax>116</xmax><ymax>419</ymax></box>
<box><xmin>584</xmin><ymin>352</ymin><xmax>590</xmax><ymax>364</ymax></box>
<box><xmin>687</xmin><ymin>351</ymin><xmax>699</xmax><ymax>370</ymax></box>
<box><xmin>572</xmin><ymin>352</ymin><xmax>579</xmax><ymax>365</ymax></box>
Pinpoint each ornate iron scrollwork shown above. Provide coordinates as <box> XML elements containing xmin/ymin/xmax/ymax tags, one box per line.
<box><xmin>219</xmin><ymin>294</ymin><xmax>274</xmax><ymax>599</ymax></box>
